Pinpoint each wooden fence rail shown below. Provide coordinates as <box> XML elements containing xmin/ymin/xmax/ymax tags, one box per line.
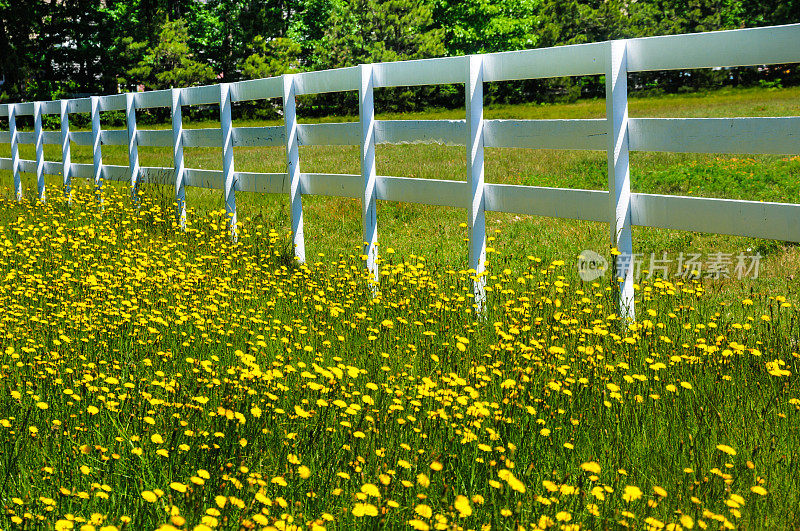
<box><xmin>1</xmin><ymin>23</ymin><xmax>799</xmax><ymax>319</ymax></box>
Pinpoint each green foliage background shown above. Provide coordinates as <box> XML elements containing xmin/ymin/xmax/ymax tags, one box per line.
<box><xmin>0</xmin><ymin>0</ymin><xmax>798</xmax><ymax>115</ymax></box>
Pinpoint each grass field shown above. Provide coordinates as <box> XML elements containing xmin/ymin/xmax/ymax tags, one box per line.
<box><xmin>0</xmin><ymin>86</ymin><xmax>798</xmax><ymax>529</ymax></box>
<box><xmin>1</xmin><ymin>85</ymin><xmax>799</xmax><ymax>306</ymax></box>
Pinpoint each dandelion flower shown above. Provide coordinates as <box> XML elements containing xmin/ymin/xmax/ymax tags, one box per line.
<box><xmin>580</xmin><ymin>461</ymin><xmax>601</xmax><ymax>475</ymax></box>
<box><xmin>352</xmin><ymin>503</ymin><xmax>378</xmax><ymax>517</ymax></box>
<box><xmin>556</xmin><ymin>511</ymin><xmax>572</xmax><ymax>522</ymax></box>
<box><xmin>409</xmin><ymin>504</ymin><xmax>431</xmax><ymax>520</ymax></box>
<box><xmin>716</xmin><ymin>444</ymin><xmax>737</xmax><ymax>456</ymax></box>
<box><xmin>622</xmin><ymin>485</ymin><xmax>643</xmax><ymax>502</ymax></box>
<box><xmin>360</xmin><ymin>483</ymin><xmax>380</xmax><ymax>498</ymax></box>
<box><xmin>454</xmin><ymin>495</ymin><xmax>472</xmax><ymax>517</ymax></box>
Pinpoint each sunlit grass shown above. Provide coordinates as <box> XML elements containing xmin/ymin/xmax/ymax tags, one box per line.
<box><xmin>0</xmin><ymin>86</ymin><xmax>798</xmax><ymax>528</ymax></box>
<box><xmin>0</xmin><ymin>184</ymin><xmax>797</xmax><ymax>530</ymax></box>
<box><xmin>0</xmin><ymin>87</ymin><xmax>798</xmax><ymax>306</ymax></box>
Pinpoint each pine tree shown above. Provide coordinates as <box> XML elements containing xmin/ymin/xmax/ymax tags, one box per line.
<box><xmin>126</xmin><ymin>19</ymin><xmax>216</xmax><ymax>90</ymax></box>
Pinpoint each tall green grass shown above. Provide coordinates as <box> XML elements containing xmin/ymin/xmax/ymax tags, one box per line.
<box><xmin>0</xmin><ymin>186</ymin><xmax>797</xmax><ymax>529</ymax></box>
<box><xmin>1</xmin><ymin>85</ymin><xmax>799</xmax><ymax>309</ymax></box>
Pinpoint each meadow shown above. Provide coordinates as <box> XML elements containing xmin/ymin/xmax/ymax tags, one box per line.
<box><xmin>0</xmin><ymin>86</ymin><xmax>798</xmax><ymax>530</ymax></box>
<box><xmin>2</xmin><ymin>85</ymin><xmax>800</xmax><ymax>301</ymax></box>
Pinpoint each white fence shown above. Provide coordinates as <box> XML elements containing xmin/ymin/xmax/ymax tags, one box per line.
<box><xmin>1</xmin><ymin>23</ymin><xmax>799</xmax><ymax>319</ymax></box>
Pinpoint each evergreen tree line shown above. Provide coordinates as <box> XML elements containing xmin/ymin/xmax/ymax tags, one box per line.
<box><xmin>1</xmin><ymin>0</ymin><xmax>798</xmax><ymax>122</ymax></box>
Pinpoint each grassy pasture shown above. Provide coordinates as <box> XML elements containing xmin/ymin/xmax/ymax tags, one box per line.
<box><xmin>0</xmin><ymin>87</ymin><xmax>797</xmax><ymax>529</ymax></box>
<box><xmin>1</xmin><ymin>85</ymin><xmax>798</xmax><ymax>307</ymax></box>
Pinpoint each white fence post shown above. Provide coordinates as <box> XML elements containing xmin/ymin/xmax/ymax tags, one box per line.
<box><xmin>359</xmin><ymin>64</ymin><xmax>379</xmax><ymax>284</ymax></box>
<box><xmin>467</xmin><ymin>55</ymin><xmax>487</xmax><ymax>311</ymax></box>
<box><xmin>282</xmin><ymin>74</ymin><xmax>305</xmax><ymax>262</ymax></box>
<box><xmin>606</xmin><ymin>40</ymin><xmax>635</xmax><ymax>321</ymax></box>
<box><xmin>126</xmin><ymin>93</ymin><xmax>139</xmax><ymax>205</ymax></box>
<box><xmin>90</xmin><ymin>96</ymin><xmax>103</xmax><ymax>206</ymax></box>
<box><xmin>60</xmin><ymin>100</ymin><xmax>71</xmax><ymax>203</ymax></box>
<box><xmin>34</xmin><ymin>101</ymin><xmax>45</xmax><ymax>202</ymax></box>
<box><xmin>0</xmin><ymin>25</ymin><xmax>794</xmax><ymax>294</ymax></box>
<box><xmin>9</xmin><ymin>104</ymin><xmax>20</xmax><ymax>201</ymax></box>
<box><xmin>219</xmin><ymin>83</ymin><xmax>237</xmax><ymax>240</ymax></box>
<box><xmin>172</xmin><ymin>88</ymin><xmax>186</xmax><ymax>229</ymax></box>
